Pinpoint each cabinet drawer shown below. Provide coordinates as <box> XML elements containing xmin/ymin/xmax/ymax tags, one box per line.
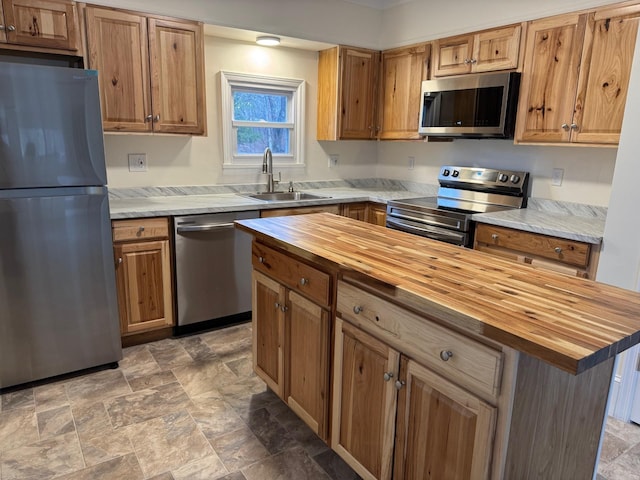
<box><xmin>252</xmin><ymin>242</ymin><xmax>330</xmax><ymax>307</ymax></box>
<box><xmin>112</xmin><ymin>218</ymin><xmax>170</xmax><ymax>242</ymax></box>
<box><xmin>475</xmin><ymin>224</ymin><xmax>590</xmax><ymax>267</ymax></box>
<box><xmin>337</xmin><ymin>280</ymin><xmax>502</xmax><ymax>399</ymax></box>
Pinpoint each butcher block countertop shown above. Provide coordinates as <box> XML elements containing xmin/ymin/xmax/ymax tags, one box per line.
<box><xmin>235</xmin><ymin>213</ymin><xmax>640</xmax><ymax>375</ymax></box>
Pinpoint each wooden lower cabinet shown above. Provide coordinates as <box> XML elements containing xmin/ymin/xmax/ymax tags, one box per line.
<box><xmin>393</xmin><ymin>358</ymin><xmax>496</xmax><ymax>480</ymax></box>
<box><xmin>474</xmin><ymin>223</ymin><xmax>600</xmax><ymax>279</ymax></box>
<box><xmin>112</xmin><ymin>218</ymin><xmax>174</xmax><ymax>339</ymax></box>
<box><xmin>332</xmin><ymin>318</ymin><xmax>399</xmax><ymax>480</ymax></box>
<box><xmin>251</xmin><ymin>243</ymin><xmax>332</xmax><ymax>441</ymax></box>
<box><xmin>341</xmin><ymin>202</ymin><xmax>387</xmax><ymax>226</ymax></box>
<box><xmin>332</xmin><ymin>317</ymin><xmax>495</xmax><ymax>480</ymax></box>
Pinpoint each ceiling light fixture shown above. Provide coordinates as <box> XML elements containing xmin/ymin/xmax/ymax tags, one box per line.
<box><xmin>256</xmin><ymin>35</ymin><xmax>280</xmax><ymax>46</ymax></box>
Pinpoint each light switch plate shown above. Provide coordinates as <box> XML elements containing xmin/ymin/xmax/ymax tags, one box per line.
<box><xmin>328</xmin><ymin>154</ymin><xmax>339</xmax><ymax>168</ymax></box>
<box><xmin>552</xmin><ymin>168</ymin><xmax>564</xmax><ymax>186</ymax></box>
<box><xmin>128</xmin><ymin>153</ymin><xmax>147</xmax><ymax>172</ymax></box>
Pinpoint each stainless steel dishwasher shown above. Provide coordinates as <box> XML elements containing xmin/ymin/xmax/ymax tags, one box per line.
<box><xmin>173</xmin><ymin>210</ymin><xmax>259</xmax><ymax>333</ymax></box>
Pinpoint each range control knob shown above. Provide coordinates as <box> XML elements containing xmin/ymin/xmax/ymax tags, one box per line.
<box><xmin>452</xmin><ymin>170</ymin><xmax>460</xmax><ymax>178</ymax></box>
<box><xmin>442</xmin><ymin>169</ymin><xmax>450</xmax><ymax>176</ymax></box>
<box><xmin>498</xmin><ymin>173</ymin><xmax>509</xmax><ymax>182</ymax></box>
<box><xmin>510</xmin><ymin>174</ymin><xmax>521</xmax><ymax>184</ymax></box>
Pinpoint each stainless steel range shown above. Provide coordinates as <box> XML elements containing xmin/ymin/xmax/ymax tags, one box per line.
<box><xmin>386</xmin><ymin>166</ymin><xmax>530</xmax><ymax>247</ymax></box>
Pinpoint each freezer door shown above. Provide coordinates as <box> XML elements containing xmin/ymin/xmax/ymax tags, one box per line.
<box><xmin>0</xmin><ymin>187</ymin><xmax>122</xmax><ymax>388</ymax></box>
<box><xmin>0</xmin><ymin>63</ymin><xmax>107</xmax><ymax>189</ymax></box>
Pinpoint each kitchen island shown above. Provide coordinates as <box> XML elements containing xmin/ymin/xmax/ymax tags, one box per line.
<box><xmin>235</xmin><ymin>213</ymin><xmax>640</xmax><ymax>480</ymax></box>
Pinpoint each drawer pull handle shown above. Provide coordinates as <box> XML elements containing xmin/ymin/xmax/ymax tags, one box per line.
<box><xmin>395</xmin><ymin>380</ymin><xmax>406</xmax><ymax>390</ymax></box>
<box><xmin>383</xmin><ymin>372</ymin><xmax>393</xmax><ymax>382</ymax></box>
<box><xmin>258</xmin><ymin>256</ymin><xmax>265</xmax><ymax>263</ymax></box>
<box><xmin>137</xmin><ymin>226</ymin><xmax>145</xmax><ymax>236</ymax></box>
<box><xmin>554</xmin><ymin>247</ymin><xmax>562</xmax><ymax>254</ymax></box>
<box><xmin>491</xmin><ymin>233</ymin><xmax>499</xmax><ymax>241</ymax></box>
<box><xmin>353</xmin><ymin>305</ymin><xmax>363</xmax><ymax>314</ymax></box>
<box><xmin>300</xmin><ymin>277</ymin><xmax>308</xmax><ymax>286</ymax></box>
<box><xmin>440</xmin><ymin>350</ymin><xmax>454</xmax><ymax>362</ymax></box>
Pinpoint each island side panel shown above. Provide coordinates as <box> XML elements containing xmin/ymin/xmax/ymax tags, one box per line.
<box><xmin>504</xmin><ymin>353</ymin><xmax>614</xmax><ymax>479</ymax></box>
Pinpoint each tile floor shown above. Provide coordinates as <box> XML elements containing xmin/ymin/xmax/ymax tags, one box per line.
<box><xmin>0</xmin><ymin>321</ymin><xmax>638</xmax><ymax>480</ymax></box>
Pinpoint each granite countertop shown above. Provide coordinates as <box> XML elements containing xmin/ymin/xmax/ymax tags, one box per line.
<box><xmin>108</xmin><ymin>182</ymin><xmax>607</xmax><ymax>244</ymax></box>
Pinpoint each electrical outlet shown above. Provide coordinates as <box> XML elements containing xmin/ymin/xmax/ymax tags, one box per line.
<box><xmin>328</xmin><ymin>154</ymin><xmax>339</xmax><ymax>168</ymax></box>
<box><xmin>408</xmin><ymin>156</ymin><xmax>415</xmax><ymax>170</ymax></box>
<box><xmin>551</xmin><ymin>168</ymin><xmax>564</xmax><ymax>186</ymax></box>
<box><xmin>128</xmin><ymin>153</ymin><xmax>147</xmax><ymax>172</ymax></box>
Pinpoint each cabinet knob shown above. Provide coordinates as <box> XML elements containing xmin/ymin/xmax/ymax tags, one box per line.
<box><xmin>117</xmin><ymin>257</ymin><xmax>123</xmax><ymax>265</ymax></box>
<box><xmin>395</xmin><ymin>380</ymin><xmax>406</xmax><ymax>390</ymax></box>
<box><xmin>491</xmin><ymin>233</ymin><xmax>499</xmax><ymax>241</ymax></box>
<box><xmin>136</xmin><ymin>226</ymin><xmax>145</xmax><ymax>236</ymax></box>
<box><xmin>440</xmin><ymin>350</ymin><xmax>454</xmax><ymax>362</ymax></box>
<box><xmin>300</xmin><ymin>277</ymin><xmax>308</xmax><ymax>286</ymax></box>
<box><xmin>258</xmin><ymin>256</ymin><xmax>265</xmax><ymax>263</ymax></box>
<box><xmin>463</xmin><ymin>58</ymin><xmax>471</xmax><ymax>64</ymax></box>
<box><xmin>7</xmin><ymin>25</ymin><xmax>16</xmax><ymax>32</ymax></box>
<box><xmin>281</xmin><ymin>305</ymin><xmax>288</xmax><ymax>312</ymax></box>
<box><xmin>561</xmin><ymin>123</ymin><xmax>570</xmax><ymax>131</ymax></box>
<box><xmin>554</xmin><ymin>247</ymin><xmax>563</xmax><ymax>254</ymax></box>
<box><xmin>275</xmin><ymin>302</ymin><xmax>281</xmax><ymax>310</ymax></box>
<box><xmin>154</xmin><ymin>114</ymin><xmax>160</xmax><ymax>122</ymax></box>
<box><xmin>470</xmin><ymin>58</ymin><xmax>477</xmax><ymax>64</ymax></box>
<box><xmin>570</xmin><ymin>123</ymin><xmax>579</xmax><ymax>130</ymax></box>
<box><xmin>383</xmin><ymin>372</ymin><xmax>393</xmax><ymax>382</ymax></box>
<box><xmin>145</xmin><ymin>114</ymin><xmax>153</xmax><ymax>122</ymax></box>
<box><xmin>353</xmin><ymin>305</ymin><xmax>363</xmax><ymax>314</ymax></box>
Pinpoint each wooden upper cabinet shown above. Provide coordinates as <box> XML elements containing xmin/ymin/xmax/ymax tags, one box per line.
<box><xmin>85</xmin><ymin>7</ymin><xmax>151</xmax><ymax>132</ymax></box>
<box><xmin>516</xmin><ymin>5</ymin><xmax>640</xmax><ymax>146</ymax></box>
<box><xmin>515</xmin><ymin>14</ymin><xmax>587</xmax><ymax>143</ymax></box>
<box><xmin>84</xmin><ymin>6</ymin><xmax>206</xmax><ymax>135</ymax></box>
<box><xmin>378</xmin><ymin>43</ymin><xmax>430</xmax><ymax>140</ymax></box>
<box><xmin>0</xmin><ymin>0</ymin><xmax>79</xmax><ymax>51</ymax></box>
<box><xmin>317</xmin><ymin>45</ymin><xmax>379</xmax><ymax>140</ymax></box>
<box><xmin>433</xmin><ymin>24</ymin><xmax>522</xmax><ymax>77</ymax></box>
<box><xmin>573</xmin><ymin>4</ymin><xmax>640</xmax><ymax>144</ymax></box>
<box><xmin>148</xmin><ymin>17</ymin><xmax>205</xmax><ymax>134</ymax></box>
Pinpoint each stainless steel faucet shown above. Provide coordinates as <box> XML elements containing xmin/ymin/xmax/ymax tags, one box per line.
<box><xmin>262</xmin><ymin>147</ymin><xmax>280</xmax><ymax>192</ymax></box>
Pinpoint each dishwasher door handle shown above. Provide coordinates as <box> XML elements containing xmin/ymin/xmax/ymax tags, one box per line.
<box><xmin>176</xmin><ymin>222</ymin><xmax>236</xmax><ymax>233</ymax></box>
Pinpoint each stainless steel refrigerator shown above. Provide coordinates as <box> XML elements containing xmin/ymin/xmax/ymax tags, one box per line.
<box><xmin>0</xmin><ymin>62</ymin><xmax>122</xmax><ymax>389</ymax></box>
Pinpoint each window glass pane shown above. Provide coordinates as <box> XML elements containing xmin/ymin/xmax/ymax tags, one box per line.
<box><xmin>236</xmin><ymin>127</ymin><xmax>290</xmax><ymax>154</ymax></box>
<box><xmin>233</xmin><ymin>91</ymin><xmax>288</xmax><ymax>122</ymax></box>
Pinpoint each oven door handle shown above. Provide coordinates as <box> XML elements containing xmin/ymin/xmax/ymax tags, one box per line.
<box><xmin>386</xmin><ymin>218</ymin><xmax>467</xmax><ymax>245</ymax></box>
<box><xmin>387</xmin><ymin>210</ymin><xmax>465</xmax><ymax>230</ymax></box>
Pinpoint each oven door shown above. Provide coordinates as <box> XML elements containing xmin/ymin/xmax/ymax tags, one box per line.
<box><xmin>386</xmin><ymin>216</ymin><xmax>469</xmax><ymax>246</ymax></box>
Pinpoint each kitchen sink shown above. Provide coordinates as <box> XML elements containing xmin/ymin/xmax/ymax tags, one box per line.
<box><xmin>241</xmin><ymin>192</ymin><xmax>331</xmax><ymax>202</ymax></box>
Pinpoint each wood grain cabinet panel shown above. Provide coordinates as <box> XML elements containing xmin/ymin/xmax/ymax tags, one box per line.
<box><xmin>393</xmin><ymin>357</ymin><xmax>496</xmax><ymax>480</ymax></box>
<box><xmin>251</xmin><ymin>242</ymin><xmax>332</xmax><ymax>441</ymax></box>
<box><xmin>112</xmin><ymin>218</ymin><xmax>174</xmax><ymax>337</ymax></box>
<box><xmin>378</xmin><ymin>43</ymin><xmax>430</xmax><ymax>140</ymax></box>
<box><xmin>433</xmin><ymin>24</ymin><xmax>522</xmax><ymax>77</ymax></box>
<box><xmin>85</xmin><ymin>6</ymin><xmax>205</xmax><ymax>135</ymax></box>
<box><xmin>341</xmin><ymin>202</ymin><xmax>387</xmax><ymax>226</ymax></box>
<box><xmin>515</xmin><ymin>5</ymin><xmax>640</xmax><ymax>145</ymax></box>
<box><xmin>332</xmin><ymin>317</ymin><xmax>399</xmax><ymax>480</ymax></box>
<box><xmin>0</xmin><ymin>0</ymin><xmax>79</xmax><ymax>51</ymax></box>
<box><xmin>474</xmin><ymin>223</ymin><xmax>600</xmax><ymax>279</ymax></box>
<box><xmin>317</xmin><ymin>45</ymin><xmax>379</xmax><ymax>140</ymax></box>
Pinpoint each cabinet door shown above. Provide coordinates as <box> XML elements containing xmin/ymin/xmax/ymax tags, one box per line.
<box><xmin>1</xmin><ymin>0</ymin><xmax>78</xmax><ymax>51</ymax></box>
<box><xmin>286</xmin><ymin>290</ymin><xmax>330</xmax><ymax>440</ymax></box>
<box><xmin>332</xmin><ymin>317</ymin><xmax>399</xmax><ymax>480</ymax></box>
<box><xmin>394</xmin><ymin>357</ymin><xmax>496</xmax><ymax>480</ymax></box>
<box><xmin>572</xmin><ymin>7</ymin><xmax>640</xmax><ymax>144</ymax></box>
<box><xmin>340</xmin><ymin>47</ymin><xmax>379</xmax><ymax>139</ymax></box>
<box><xmin>148</xmin><ymin>17</ymin><xmax>205</xmax><ymax>134</ymax></box>
<box><xmin>114</xmin><ymin>239</ymin><xmax>173</xmax><ymax>335</ymax></box>
<box><xmin>252</xmin><ymin>270</ymin><xmax>286</xmax><ymax>397</ymax></box>
<box><xmin>367</xmin><ymin>203</ymin><xmax>387</xmax><ymax>226</ymax></box>
<box><xmin>515</xmin><ymin>14</ymin><xmax>587</xmax><ymax>143</ymax></box>
<box><xmin>85</xmin><ymin>7</ymin><xmax>152</xmax><ymax>132</ymax></box>
<box><xmin>379</xmin><ymin>43</ymin><xmax>430</xmax><ymax>140</ymax></box>
<box><xmin>0</xmin><ymin>1</ymin><xmax>5</xmax><ymax>43</ymax></box>
<box><xmin>341</xmin><ymin>202</ymin><xmax>368</xmax><ymax>222</ymax></box>
<box><xmin>433</xmin><ymin>34</ymin><xmax>473</xmax><ymax>76</ymax></box>
<box><xmin>473</xmin><ymin>24</ymin><xmax>521</xmax><ymax>73</ymax></box>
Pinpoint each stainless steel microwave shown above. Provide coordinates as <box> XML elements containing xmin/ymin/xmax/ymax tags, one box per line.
<box><xmin>418</xmin><ymin>72</ymin><xmax>520</xmax><ymax>138</ymax></box>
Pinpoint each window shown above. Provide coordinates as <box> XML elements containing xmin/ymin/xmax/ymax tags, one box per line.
<box><xmin>221</xmin><ymin>71</ymin><xmax>305</xmax><ymax>168</ymax></box>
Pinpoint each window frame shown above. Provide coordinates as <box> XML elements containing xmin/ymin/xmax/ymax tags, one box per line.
<box><xmin>220</xmin><ymin>71</ymin><xmax>305</xmax><ymax>169</ymax></box>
